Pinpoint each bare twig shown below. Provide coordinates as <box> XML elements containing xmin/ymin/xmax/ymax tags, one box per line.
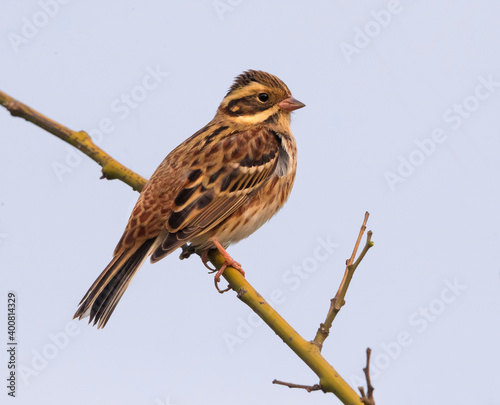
<box><xmin>313</xmin><ymin>212</ymin><xmax>374</xmax><ymax>350</ymax></box>
<box><xmin>272</xmin><ymin>213</ymin><xmax>374</xmax><ymax>397</ymax></box>
<box><xmin>359</xmin><ymin>348</ymin><xmax>375</xmax><ymax>405</ymax></box>
<box><xmin>272</xmin><ymin>379</ymin><xmax>322</xmax><ymax>392</ymax></box>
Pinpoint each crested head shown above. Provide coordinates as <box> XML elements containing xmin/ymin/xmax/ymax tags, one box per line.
<box><xmin>217</xmin><ymin>70</ymin><xmax>305</xmax><ymax>126</ymax></box>
<box><xmin>227</xmin><ymin>70</ymin><xmax>291</xmax><ymax>96</ymax></box>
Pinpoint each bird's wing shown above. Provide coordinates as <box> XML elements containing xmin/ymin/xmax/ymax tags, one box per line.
<box><xmin>150</xmin><ymin>126</ymin><xmax>282</xmax><ymax>261</ymax></box>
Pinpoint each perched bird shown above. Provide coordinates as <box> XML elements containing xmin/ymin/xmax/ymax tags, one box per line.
<box><xmin>74</xmin><ymin>70</ymin><xmax>305</xmax><ymax>328</ymax></box>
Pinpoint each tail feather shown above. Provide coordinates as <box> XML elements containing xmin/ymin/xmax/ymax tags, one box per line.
<box><xmin>74</xmin><ymin>238</ymin><xmax>156</xmax><ymax>328</ymax></box>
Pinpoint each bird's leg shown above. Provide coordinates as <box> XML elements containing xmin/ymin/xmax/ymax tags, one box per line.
<box><xmin>211</xmin><ymin>239</ymin><xmax>245</xmax><ymax>283</ymax></box>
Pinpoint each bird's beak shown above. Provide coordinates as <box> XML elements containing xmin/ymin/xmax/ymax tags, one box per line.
<box><xmin>279</xmin><ymin>96</ymin><xmax>306</xmax><ymax>112</ymax></box>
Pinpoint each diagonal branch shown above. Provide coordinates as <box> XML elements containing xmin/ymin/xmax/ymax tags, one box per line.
<box><xmin>0</xmin><ymin>90</ymin><xmax>146</xmax><ymax>191</ymax></box>
<box><xmin>208</xmin><ymin>251</ymin><xmax>363</xmax><ymax>403</ymax></box>
<box><xmin>313</xmin><ymin>212</ymin><xmax>373</xmax><ymax>350</ymax></box>
<box><xmin>1</xmin><ymin>90</ymin><xmax>373</xmax><ymax>405</ymax></box>
<box><xmin>271</xmin><ymin>213</ymin><xmax>374</xmax><ymax>396</ymax></box>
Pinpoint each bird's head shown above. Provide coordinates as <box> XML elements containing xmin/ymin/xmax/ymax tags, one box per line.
<box><xmin>218</xmin><ymin>70</ymin><xmax>305</xmax><ymax>126</ymax></box>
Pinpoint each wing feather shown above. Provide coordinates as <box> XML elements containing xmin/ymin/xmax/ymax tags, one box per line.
<box><xmin>151</xmin><ymin>127</ymin><xmax>281</xmax><ymax>260</ymax></box>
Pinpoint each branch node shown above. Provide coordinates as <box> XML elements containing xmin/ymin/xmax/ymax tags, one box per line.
<box><xmin>100</xmin><ymin>168</ymin><xmax>113</xmax><ymax>180</ymax></box>
<box><xmin>7</xmin><ymin>99</ymin><xmax>22</xmax><ymax>116</ymax></box>
<box><xmin>332</xmin><ymin>297</ymin><xmax>344</xmax><ymax>311</ymax></box>
<box><xmin>236</xmin><ymin>288</ymin><xmax>247</xmax><ymax>298</ymax></box>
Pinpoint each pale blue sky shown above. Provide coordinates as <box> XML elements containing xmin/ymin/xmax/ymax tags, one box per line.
<box><xmin>1</xmin><ymin>1</ymin><xmax>500</xmax><ymax>404</ymax></box>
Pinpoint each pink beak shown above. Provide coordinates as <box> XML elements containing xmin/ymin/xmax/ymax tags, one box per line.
<box><xmin>279</xmin><ymin>96</ymin><xmax>306</xmax><ymax>112</ymax></box>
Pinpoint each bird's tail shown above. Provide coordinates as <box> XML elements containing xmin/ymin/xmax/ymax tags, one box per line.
<box><xmin>74</xmin><ymin>238</ymin><xmax>156</xmax><ymax>328</ymax></box>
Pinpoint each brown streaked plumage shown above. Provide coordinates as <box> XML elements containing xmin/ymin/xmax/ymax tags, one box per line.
<box><xmin>74</xmin><ymin>70</ymin><xmax>305</xmax><ymax>328</ymax></box>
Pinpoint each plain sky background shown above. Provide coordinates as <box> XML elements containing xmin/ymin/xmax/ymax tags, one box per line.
<box><xmin>1</xmin><ymin>1</ymin><xmax>500</xmax><ymax>404</ymax></box>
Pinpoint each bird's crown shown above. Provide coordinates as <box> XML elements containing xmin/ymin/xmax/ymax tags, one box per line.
<box><xmin>227</xmin><ymin>70</ymin><xmax>290</xmax><ymax>96</ymax></box>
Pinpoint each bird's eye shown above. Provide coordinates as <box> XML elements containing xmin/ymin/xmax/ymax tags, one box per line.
<box><xmin>257</xmin><ymin>93</ymin><xmax>269</xmax><ymax>102</ymax></box>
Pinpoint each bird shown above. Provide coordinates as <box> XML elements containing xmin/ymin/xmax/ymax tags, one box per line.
<box><xmin>73</xmin><ymin>70</ymin><xmax>305</xmax><ymax>328</ymax></box>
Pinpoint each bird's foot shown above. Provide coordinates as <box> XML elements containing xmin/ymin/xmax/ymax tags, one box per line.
<box><xmin>200</xmin><ymin>248</ymin><xmax>231</xmax><ymax>293</ymax></box>
<box><xmin>214</xmin><ymin>277</ymin><xmax>232</xmax><ymax>294</ymax></box>
<box><xmin>211</xmin><ymin>239</ymin><xmax>245</xmax><ymax>283</ymax></box>
<box><xmin>200</xmin><ymin>249</ymin><xmax>217</xmax><ymax>272</ymax></box>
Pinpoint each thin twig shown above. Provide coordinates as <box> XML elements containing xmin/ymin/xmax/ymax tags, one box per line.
<box><xmin>359</xmin><ymin>348</ymin><xmax>375</xmax><ymax>405</ymax></box>
<box><xmin>313</xmin><ymin>212</ymin><xmax>373</xmax><ymax>350</ymax></box>
<box><xmin>272</xmin><ymin>379</ymin><xmax>323</xmax><ymax>393</ymax></box>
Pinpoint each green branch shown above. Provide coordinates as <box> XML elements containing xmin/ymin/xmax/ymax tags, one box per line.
<box><xmin>0</xmin><ymin>90</ymin><xmax>146</xmax><ymax>191</ymax></box>
<box><xmin>209</xmin><ymin>252</ymin><xmax>363</xmax><ymax>403</ymax></box>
